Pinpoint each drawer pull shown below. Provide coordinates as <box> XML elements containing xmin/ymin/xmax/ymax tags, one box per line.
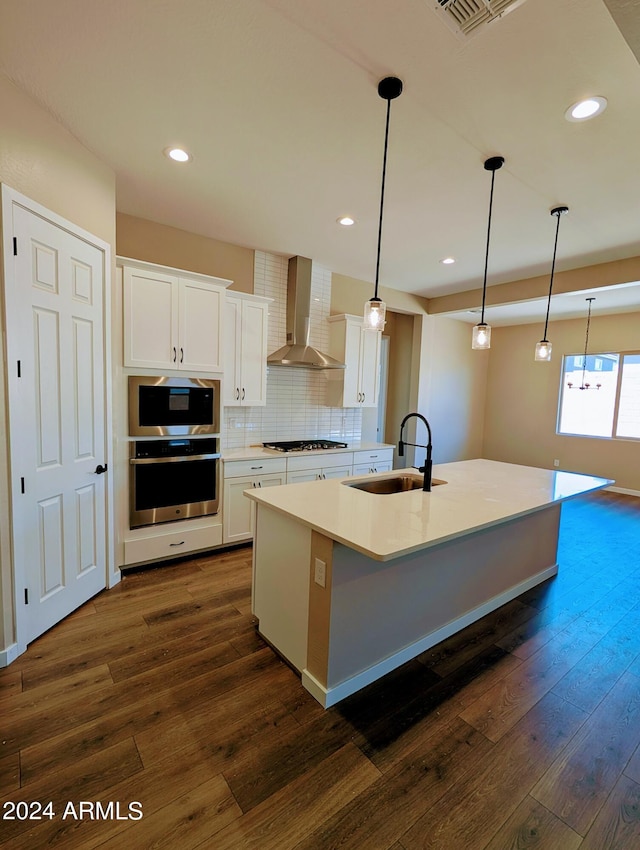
<box><xmin>169</xmin><ymin>541</ymin><xmax>185</xmax><ymax>547</ymax></box>
<box><xmin>251</xmin><ymin>466</ymin><xmax>263</xmax><ymax>470</ymax></box>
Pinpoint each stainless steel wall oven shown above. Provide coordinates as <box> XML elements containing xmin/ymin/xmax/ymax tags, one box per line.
<box><xmin>128</xmin><ymin>375</ymin><xmax>221</xmax><ymax>528</ymax></box>
<box><xmin>129</xmin><ymin>438</ymin><xmax>220</xmax><ymax>528</ymax></box>
<box><xmin>129</xmin><ymin>375</ymin><xmax>220</xmax><ymax>437</ymax></box>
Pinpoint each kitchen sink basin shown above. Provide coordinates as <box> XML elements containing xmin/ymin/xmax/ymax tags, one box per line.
<box><xmin>345</xmin><ymin>474</ymin><xmax>447</xmax><ymax>494</ymax></box>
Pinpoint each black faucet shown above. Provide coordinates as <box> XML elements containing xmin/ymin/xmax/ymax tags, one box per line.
<box><xmin>398</xmin><ymin>412</ymin><xmax>433</xmax><ymax>492</ymax></box>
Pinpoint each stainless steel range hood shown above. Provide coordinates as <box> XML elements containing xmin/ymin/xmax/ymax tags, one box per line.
<box><xmin>267</xmin><ymin>256</ymin><xmax>346</xmax><ymax>369</ymax></box>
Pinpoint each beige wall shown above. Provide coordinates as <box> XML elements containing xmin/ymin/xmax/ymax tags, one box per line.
<box><xmin>0</xmin><ymin>74</ymin><xmax>116</xmax><ymax>654</ymax></box>
<box><xmin>483</xmin><ymin>311</ymin><xmax>640</xmax><ymax>490</ymax></box>
<box><xmin>330</xmin><ymin>272</ymin><xmax>430</xmax><ymax>318</ymax></box>
<box><xmin>422</xmin><ymin>316</ymin><xmax>488</xmax><ymax>464</ymax></box>
<box><xmin>383</xmin><ymin>312</ymin><xmax>414</xmax><ymax>445</ymax></box>
<box><xmin>116</xmin><ymin>213</ymin><xmax>254</xmax><ymax>293</ymax></box>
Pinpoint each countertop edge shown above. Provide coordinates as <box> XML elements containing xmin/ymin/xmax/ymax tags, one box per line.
<box><xmin>245</xmin><ymin>462</ymin><xmax>614</xmax><ymax>560</ymax></box>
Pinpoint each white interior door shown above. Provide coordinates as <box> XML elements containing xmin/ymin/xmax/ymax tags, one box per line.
<box><xmin>6</xmin><ymin>201</ymin><xmax>108</xmax><ymax>646</ymax></box>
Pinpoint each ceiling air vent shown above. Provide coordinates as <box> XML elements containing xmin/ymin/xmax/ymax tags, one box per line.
<box><xmin>433</xmin><ymin>0</ymin><xmax>527</xmax><ymax>39</ymax></box>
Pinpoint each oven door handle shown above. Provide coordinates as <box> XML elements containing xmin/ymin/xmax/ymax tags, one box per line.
<box><xmin>130</xmin><ymin>453</ymin><xmax>221</xmax><ymax>465</ymax></box>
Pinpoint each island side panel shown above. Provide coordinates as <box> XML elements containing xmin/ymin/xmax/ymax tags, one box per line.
<box><xmin>306</xmin><ymin>531</ymin><xmax>334</xmax><ymax>689</ymax></box>
<box><xmin>325</xmin><ymin>504</ymin><xmax>560</xmax><ymax>692</ymax></box>
<box><xmin>252</xmin><ymin>504</ymin><xmax>311</xmax><ymax>672</ymax></box>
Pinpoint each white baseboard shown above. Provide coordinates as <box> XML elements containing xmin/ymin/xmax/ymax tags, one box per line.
<box><xmin>0</xmin><ymin>642</ymin><xmax>21</xmax><ymax>667</ymax></box>
<box><xmin>606</xmin><ymin>486</ymin><xmax>640</xmax><ymax>498</ymax></box>
<box><xmin>302</xmin><ymin>563</ymin><xmax>558</xmax><ymax>709</ymax></box>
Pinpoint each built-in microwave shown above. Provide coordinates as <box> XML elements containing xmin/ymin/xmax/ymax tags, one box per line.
<box><xmin>128</xmin><ymin>376</ymin><xmax>220</xmax><ymax>437</ymax></box>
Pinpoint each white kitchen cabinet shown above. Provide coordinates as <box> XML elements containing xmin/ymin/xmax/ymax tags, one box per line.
<box><xmin>123</xmin><ymin>521</ymin><xmax>223</xmax><ymax>566</ymax></box>
<box><xmin>121</xmin><ymin>259</ymin><xmax>229</xmax><ymax>372</ymax></box>
<box><xmin>286</xmin><ymin>451</ymin><xmax>353</xmax><ymax>484</ymax></box>
<box><xmin>223</xmin><ymin>457</ymin><xmax>286</xmax><ymax>543</ymax></box>
<box><xmin>326</xmin><ymin>314</ymin><xmax>381</xmax><ymax>408</ymax></box>
<box><xmin>352</xmin><ymin>447</ymin><xmax>394</xmax><ymax>475</ymax></box>
<box><xmin>224</xmin><ymin>293</ymin><xmax>270</xmax><ymax>406</ymax></box>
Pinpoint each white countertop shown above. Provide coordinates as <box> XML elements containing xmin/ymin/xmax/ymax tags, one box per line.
<box><xmin>244</xmin><ymin>458</ymin><xmax>612</xmax><ymax>561</ymax></box>
<box><xmin>222</xmin><ymin>442</ymin><xmax>394</xmax><ymax>462</ymax></box>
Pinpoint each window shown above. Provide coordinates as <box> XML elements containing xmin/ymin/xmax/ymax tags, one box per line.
<box><xmin>557</xmin><ymin>351</ymin><xmax>640</xmax><ymax>439</ymax></box>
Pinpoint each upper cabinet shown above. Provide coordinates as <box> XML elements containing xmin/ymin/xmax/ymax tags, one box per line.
<box><xmin>327</xmin><ymin>314</ymin><xmax>381</xmax><ymax>408</ymax></box>
<box><xmin>224</xmin><ymin>292</ymin><xmax>271</xmax><ymax>406</ymax></box>
<box><xmin>120</xmin><ymin>258</ymin><xmax>230</xmax><ymax>372</ymax></box>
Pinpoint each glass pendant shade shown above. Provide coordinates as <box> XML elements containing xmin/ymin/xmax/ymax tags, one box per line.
<box><xmin>363</xmin><ymin>297</ymin><xmax>387</xmax><ymax>331</ymax></box>
<box><xmin>535</xmin><ymin>340</ymin><xmax>553</xmax><ymax>361</ymax></box>
<box><xmin>472</xmin><ymin>322</ymin><xmax>491</xmax><ymax>350</ymax></box>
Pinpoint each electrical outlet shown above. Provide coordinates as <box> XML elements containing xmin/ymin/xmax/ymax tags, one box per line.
<box><xmin>314</xmin><ymin>558</ymin><xmax>326</xmax><ymax>588</ymax></box>
<box><xmin>553</xmin><ymin>459</ymin><xmax>560</xmax><ymax>467</ymax></box>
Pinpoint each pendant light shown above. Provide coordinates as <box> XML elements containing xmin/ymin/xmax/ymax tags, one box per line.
<box><xmin>363</xmin><ymin>76</ymin><xmax>403</xmax><ymax>331</ymax></box>
<box><xmin>535</xmin><ymin>206</ymin><xmax>569</xmax><ymax>362</ymax></box>
<box><xmin>567</xmin><ymin>297</ymin><xmax>601</xmax><ymax>390</ymax></box>
<box><xmin>472</xmin><ymin>156</ymin><xmax>505</xmax><ymax>350</ymax></box>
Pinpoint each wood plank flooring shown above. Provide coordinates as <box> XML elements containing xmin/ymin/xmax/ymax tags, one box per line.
<box><xmin>1</xmin><ymin>489</ymin><xmax>640</xmax><ymax>849</ymax></box>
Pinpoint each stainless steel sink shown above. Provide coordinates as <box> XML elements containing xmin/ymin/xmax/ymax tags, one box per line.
<box><xmin>345</xmin><ymin>474</ymin><xmax>447</xmax><ymax>494</ymax></box>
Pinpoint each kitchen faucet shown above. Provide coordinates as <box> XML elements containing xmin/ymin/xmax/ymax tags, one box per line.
<box><xmin>398</xmin><ymin>412</ymin><xmax>433</xmax><ymax>492</ymax></box>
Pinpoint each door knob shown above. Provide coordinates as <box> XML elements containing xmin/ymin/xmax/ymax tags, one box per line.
<box><xmin>94</xmin><ymin>464</ymin><xmax>108</xmax><ymax>475</ymax></box>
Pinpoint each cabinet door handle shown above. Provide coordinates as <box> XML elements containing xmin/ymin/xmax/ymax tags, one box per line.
<box><xmin>236</xmin><ymin>388</ymin><xmax>240</xmax><ymax>400</ymax></box>
<box><xmin>180</xmin><ymin>347</ymin><xmax>184</xmax><ymax>363</ymax></box>
<box><xmin>173</xmin><ymin>347</ymin><xmax>177</xmax><ymax>362</ymax></box>
<box><xmin>362</xmin><ymin>392</ymin><xmax>365</xmax><ymax>403</ymax></box>
<box><xmin>258</xmin><ymin>481</ymin><xmax>262</xmax><ymax>487</ymax></box>
<box><xmin>242</xmin><ymin>388</ymin><xmax>245</xmax><ymax>400</ymax></box>
<box><xmin>169</xmin><ymin>541</ymin><xmax>185</xmax><ymax>547</ymax></box>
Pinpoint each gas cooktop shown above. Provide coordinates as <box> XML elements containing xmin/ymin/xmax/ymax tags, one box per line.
<box><xmin>263</xmin><ymin>439</ymin><xmax>348</xmax><ymax>452</ymax></box>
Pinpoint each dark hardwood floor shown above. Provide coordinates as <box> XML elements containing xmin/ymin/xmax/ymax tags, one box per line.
<box><xmin>1</xmin><ymin>489</ymin><xmax>640</xmax><ymax>849</ymax></box>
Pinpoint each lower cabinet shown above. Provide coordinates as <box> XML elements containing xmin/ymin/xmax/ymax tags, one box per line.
<box><xmin>352</xmin><ymin>448</ymin><xmax>394</xmax><ymax>475</ymax></box>
<box><xmin>222</xmin><ymin>449</ymin><xmax>393</xmax><ymax>544</ymax></box>
<box><xmin>223</xmin><ymin>458</ymin><xmax>287</xmax><ymax>544</ymax></box>
<box><xmin>353</xmin><ymin>462</ymin><xmax>393</xmax><ymax>475</ymax></box>
<box><xmin>123</xmin><ymin>521</ymin><xmax>223</xmax><ymax>566</ymax></box>
<box><xmin>286</xmin><ymin>452</ymin><xmax>353</xmax><ymax>484</ymax></box>
<box><xmin>286</xmin><ymin>465</ymin><xmax>352</xmax><ymax>484</ymax></box>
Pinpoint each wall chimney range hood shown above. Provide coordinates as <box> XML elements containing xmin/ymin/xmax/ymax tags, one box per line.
<box><xmin>267</xmin><ymin>256</ymin><xmax>345</xmax><ymax>369</ymax></box>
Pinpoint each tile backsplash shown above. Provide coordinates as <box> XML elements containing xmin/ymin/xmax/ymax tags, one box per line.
<box><xmin>222</xmin><ymin>251</ymin><xmax>362</xmax><ymax>449</ymax></box>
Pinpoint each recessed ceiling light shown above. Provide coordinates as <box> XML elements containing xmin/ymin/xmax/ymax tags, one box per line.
<box><xmin>565</xmin><ymin>97</ymin><xmax>607</xmax><ymax>122</ymax></box>
<box><xmin>440</xmin><ymin>257</ymin><xmax>455</xmax><ymax>265</ymax></box>
<box><xmin>337</xmin><ymin>216</ymin><xmax>355</xmax><ymax>226</ymax></box>
<box><xmin>165</xmin><ymin>147</ymin><xmax>191</xmax><ymax>162</ymax></box>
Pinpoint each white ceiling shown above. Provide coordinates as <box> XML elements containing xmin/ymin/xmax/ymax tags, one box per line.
<box><xmin>1</xmin><ymin>0</ymin><xmax>640</xmax><ymax>317</ymax></box>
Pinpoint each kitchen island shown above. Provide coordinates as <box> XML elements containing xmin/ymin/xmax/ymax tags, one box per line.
<box><xmin>245</xmin><ymin>459</ymin><xmax>611</xmax><ymax>707</ymax></box>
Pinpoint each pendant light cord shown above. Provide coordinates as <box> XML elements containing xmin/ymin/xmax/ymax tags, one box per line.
<box><xmin>581</xmin><ymin>298</ymin><xmax>594</xmax><ymax>387</ymax></box>
<box><xmin>374</xmin><ymin>96</ymin><xmax>392</xmax><ymax>301</ymax></box>
<box><xmin>542</xmin><ymin>211</ymin><xmax>563</xmax><ymax>341</ymax></box>
<box><xmin>481</xmin><ymin>167</ymin><xmax>498</xmax><ymax>325</ymax></box>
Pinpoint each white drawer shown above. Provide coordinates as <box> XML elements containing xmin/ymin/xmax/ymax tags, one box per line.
<box><xmin>223</xmin><ymin>457</ymin><xmax>287</xmax><ymax>478</ymax></box>
<box><xmin>353</xmin><ymin>448</ymin><xmax>394</xmax><ymax>465</ymax></box>
<box><xmin>124</xmin><ymin>522</ymin><xmax>222</xmax><ymax>565</ymax></box>
<box><xmin>287</xmin><ymin>451</ymin><xmax>353</xmax><ymax>472</ymax></box>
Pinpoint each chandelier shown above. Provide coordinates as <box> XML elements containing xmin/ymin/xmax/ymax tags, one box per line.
<box><xmin>567</xmin><ymin>297</ymin><xmax>601</xmax><ymax>390</ymax></box>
